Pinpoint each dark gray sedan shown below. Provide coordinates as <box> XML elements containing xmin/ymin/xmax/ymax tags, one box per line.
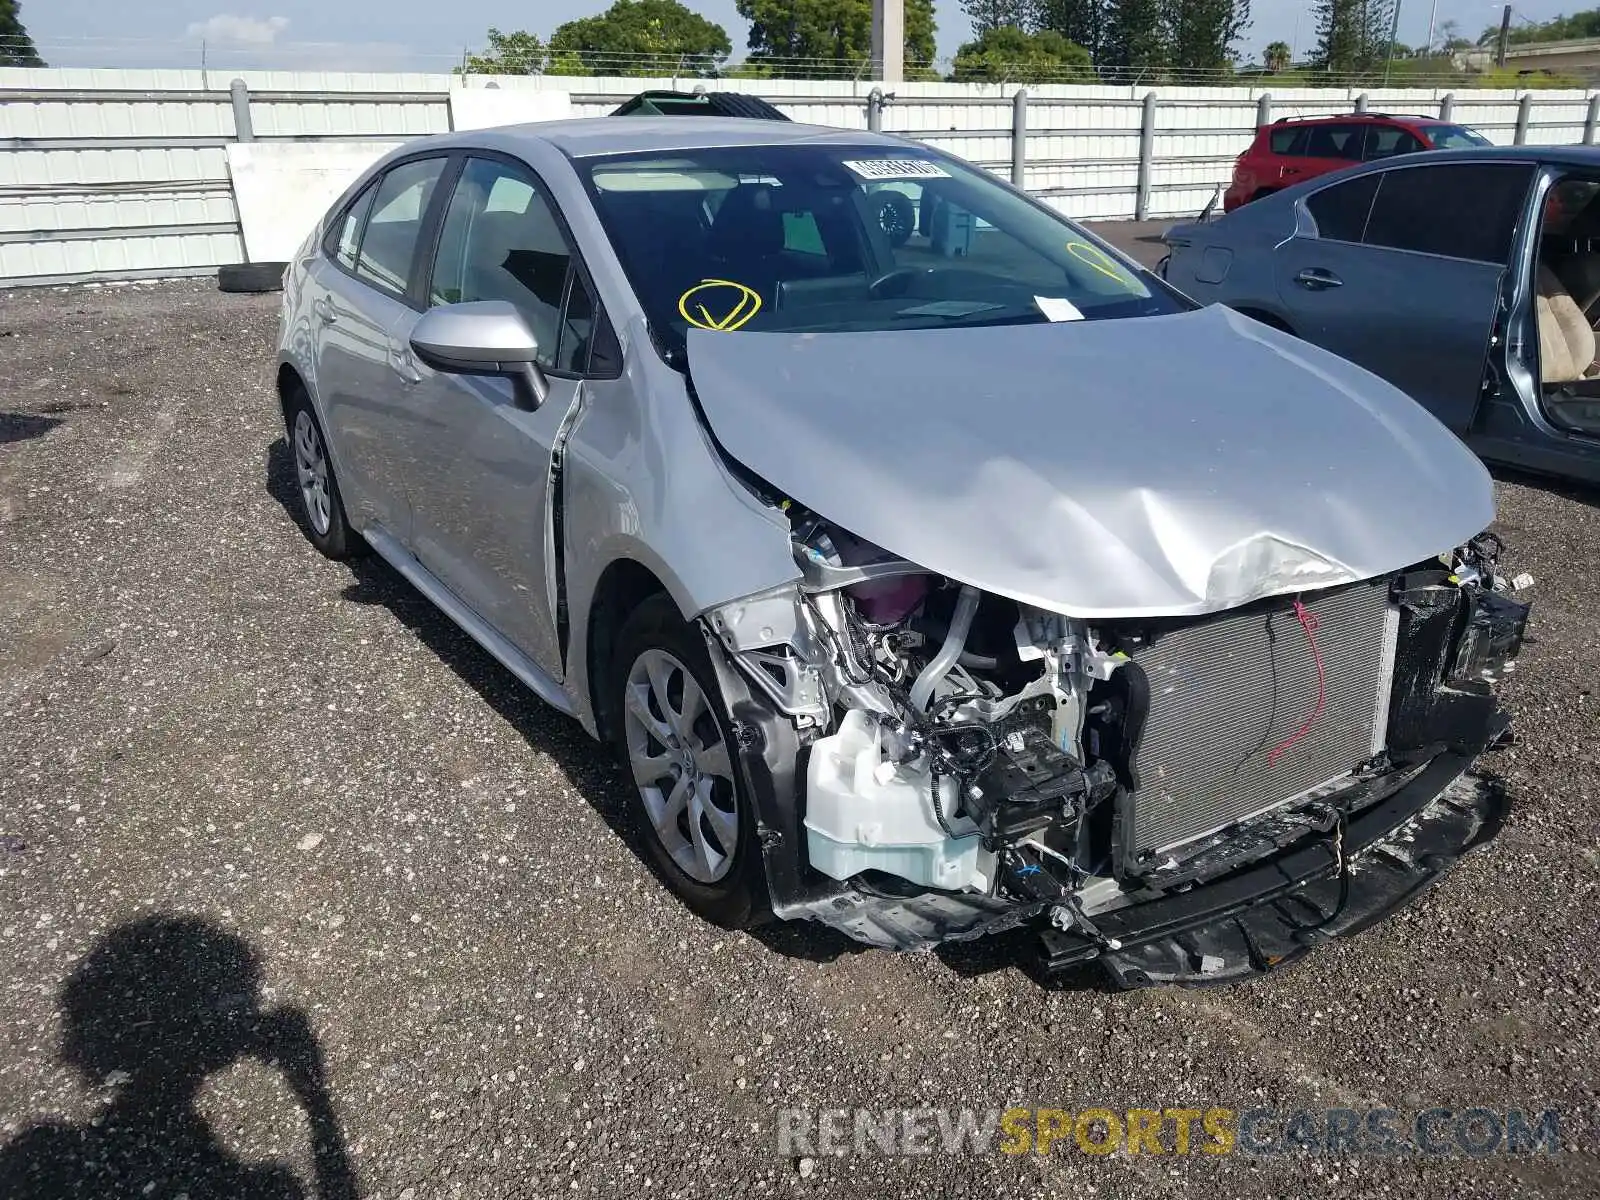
<box><xmin>1163</xmin><ymin>145</ymin><xmax>1600</xmax><ymax>486</ymax></box>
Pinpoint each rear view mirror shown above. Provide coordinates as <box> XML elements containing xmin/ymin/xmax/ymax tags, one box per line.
<box><xmin>410</xmin><ymin>301</ymin><xmax>549</xmax><ymax>409</ymax></box>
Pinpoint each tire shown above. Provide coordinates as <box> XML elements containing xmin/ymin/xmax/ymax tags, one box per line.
<box><xmin>218</xmin><ymin>262</ymin><xmax>287</xmax><ymax>294</ymax></box>
<box><xmin>609</xmin><ymin>594</ymin><xmax>766</xmax><ymax>929</ymax></box>
<box><xmin>877</xmin><ymin>191</ymin><xmax>916</xmax><ymax>247</ymax></box>
<box><xmin>284</xmin><ymin>388</ymin><xmax>364</xmax><ymax>560</ymax></box>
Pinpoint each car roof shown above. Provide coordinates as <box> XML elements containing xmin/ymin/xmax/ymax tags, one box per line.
<box><xmin>1371</xmin><ymin>143</ymin><xmax>1600</xmax><ymax>168</ymax></box>
<box><xmin>473</xmin><ymin>116</ymin><xmax>911</xmax><ymax>158</ymax></box>
<box><xmin>1269</xmin><ymin>112</ymin><xmax>1453</xmax><ymax>128</ymax></box>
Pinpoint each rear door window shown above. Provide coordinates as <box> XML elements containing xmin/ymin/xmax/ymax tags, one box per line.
<box><xmin>1361</xmin><ymin>125</ymin><xmax>1425</xmax><ymax>160</ymax></box>
<box><xmin>1362</xmin><ymin>162</ymin><xmax>1533</xmax><ymax>263</ymax></box>
<box><xmin>354</xmin><ymin>157</ymin><xmax>448</xmax><ymax>299</ymax></box>
<box><xmin>1304</xmin><ymin>123</ymin><xmax>1365</xmax><ymax>161</ymax></box>
<box><xmin>1306</xmin><ymin>173</ymin><xmax>1380</xmax><ymax>243</ymax></box>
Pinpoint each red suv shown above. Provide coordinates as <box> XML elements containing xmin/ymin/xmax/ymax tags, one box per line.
<box><xmin>1223</xmin><ymin>113</ymin><xmax>1492</xmax><ymax>212</ymax></box>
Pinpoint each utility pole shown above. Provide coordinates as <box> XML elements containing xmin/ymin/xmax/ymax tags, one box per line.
<box><xmin>872</xmin><ymin>0</ymin><xmax>904</xmax><ymax>83</ymax></box>
<box><xmin>1496</xmin><ymin>4</ymin><xmax>1513</xmax><ymax>68</ymax></box>
<box><xmin>1384</xmin><ymin>0</ymin><xmax>1405</xmax><ymax>84</ymax></box>
<box><xmin>1425</xmin><ymin>0</ymin><xmax>1439</xmax><ymax>56</ymax></box>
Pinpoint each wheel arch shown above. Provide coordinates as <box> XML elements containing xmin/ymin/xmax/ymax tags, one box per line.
<box><xmin>275</xmin><ymin>362</ymin><xmax>305</xmax><ymax>428</ymax></box>
<box><xmin>1230</xmin><ymin>305</ymin><xmax>1297</xmax><ymax>335</ymax></box>
<box><xmin>586</xmin><ymin>557</ymin><xmax>675</xmax><ymax>746</ymax></box>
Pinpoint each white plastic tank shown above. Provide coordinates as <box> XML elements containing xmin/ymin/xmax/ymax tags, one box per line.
<box><xmin>804</xmin><ymin>709</ymin><xmax>987</xmax><ymax>890</ymax></box>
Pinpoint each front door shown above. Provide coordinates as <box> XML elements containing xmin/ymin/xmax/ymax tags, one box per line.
<box><xmin>1273</xmin><ymin>160</ymin><xmax>1534</xmax><ymax>435</ymax></box>
<box><xmin>396</xmin><ymin>154</ymin><xmax>599</xmax><ymax>677</ymax></box>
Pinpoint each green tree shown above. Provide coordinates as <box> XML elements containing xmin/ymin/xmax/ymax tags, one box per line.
<box><xmin>1164</xmin><ymin>0</ymin><xmax>1249</xmax><ymax>72</ymax></box>
<box><xmin>549</xmin><ymin>0</ymin><xmax>732</xmax><ymax>76</ymax></box>
<box><xmin>1313</xmin><ymin>0</ymin><xmax>1396</xmax><ymax>75</ymax></box>
<box><xmin>1263</xmin><ymin>38</ymin><xmax>1291</xmax><ymax>71</ymax></box>
<box><xmin>1035</xmin><ymin>0</ymin><xmax>1109</xmax><ymax>60</ymax></box>
<box><xmin>735</xmin><ymin>0</ymin><xmax>938</xmax><ymax>77</ymax></box>
<box><xmin>1486</xmin><ymin>7</ymin><xmax>1600</xmax><ymax>45</ymax></box>
<box><xmin>462</xmin><ymin>28</ymin><xmax>548</xmax><ymax>75</ymax></box>
<box><xmin>0</xmin><ymin>0</ymin><xmax>44</xmax><ymax>67</ymax></box>
<box><xmin>961</xmin><ymin>0</ymin><xmax>1034</xmax><ymax>36</ymax></box>
<box><xmin>951</xmin><ymin>26</ymin><xmax>1096</xmax><ymax>81</ymax></box>
<box><xmin>1102</xmin><ymin>0</ymin><xmax>1167</xmax><ymax>74</ymax></box>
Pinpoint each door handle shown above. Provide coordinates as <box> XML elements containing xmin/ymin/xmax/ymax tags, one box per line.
<box><xmin>1295</xmin><ymin>267</ymin><xmax>1343</xmax><ymax>290</ymax></box>
<box><xmin>312</xmin><ymin>296</ymin><xmax>338</xmax><ymax>325</ymax></box>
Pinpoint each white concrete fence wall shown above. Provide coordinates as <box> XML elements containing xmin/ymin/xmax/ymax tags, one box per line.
<box><xmin>4</xmin><ymin>66</ymin><xmax>1599</xmax><ymax>287</ymax></box>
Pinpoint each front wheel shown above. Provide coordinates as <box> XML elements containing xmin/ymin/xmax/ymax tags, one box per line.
<box><xmin>610</xmin><ymin>595</ymin><xmax>766</xmax><ymax>928</ymax></box>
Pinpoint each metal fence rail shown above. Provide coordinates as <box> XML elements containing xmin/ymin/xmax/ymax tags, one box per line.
<box><xmin>3</xmin><ymin>69</ymin><xmax>1599</xmax><ymax>286</ymax></box>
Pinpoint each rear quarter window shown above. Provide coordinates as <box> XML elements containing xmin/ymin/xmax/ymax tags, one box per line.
<box><xmin>1268</xmin><ymin>127</ymin><xmax>1307</xmax><ymax>155</ymax></box>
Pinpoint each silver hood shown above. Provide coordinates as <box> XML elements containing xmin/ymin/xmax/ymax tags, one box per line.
<box><xmin>687</xmin><ymin>305</ymin><xmax>1494</xmax><ymax>619</ymax></box>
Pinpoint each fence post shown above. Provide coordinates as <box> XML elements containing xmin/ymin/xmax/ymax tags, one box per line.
<box><xmin>867</xmin><ymin>87</ymin><xmax>884</xmax><ymax>133</ymax></box>
<box><xmin>229</xmin><ymin>78</ymin><xmax>254</xmax><ymax>142</ymax></box>
<box><xmin>1135</xmin><ymin>91</ymin><xmax>1157</xmax><ymax>222</ymax></box>
<box><xmin>1353</xmin><ymin>92</ymin><xmax>1368</xmax><ymax>114</ymax></box>
<box><xmin>1440</xmin><ymin>92</ymin><xmax>1455</xmax><ymax>121</ymax></box>
<box><xmin>1586</xmin><ymin>94</ymin><xmax>1600</xmax><ymax>144</ymax></box>
<box><xmin>1256</xmin><ymin>92</ymin><xmax>1271</xmax><ymax>127</ymax></box>
<box><xmin>1514</xmin><ymin>92</ymin><xmax>1532</xmax><ymax>145</ymax></box>
<box><xmin>1011</xmin><ymin>88</ymin><xmax>1028</xmax><ymax>188</ymax></box>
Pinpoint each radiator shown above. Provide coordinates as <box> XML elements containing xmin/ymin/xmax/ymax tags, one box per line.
<box><xmin>1118</xmin><ymin>579</ymin><xmax>1398</xmax><ymax>871</ymax></box>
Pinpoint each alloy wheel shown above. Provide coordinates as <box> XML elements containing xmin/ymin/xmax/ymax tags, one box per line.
<box><xmin>292</xmin><ymin>409</ymin><xmax>332</xmax><ymax>537</ymax></box>
<box><xmin>622</xmin><ymin>648</ymin><xmax>739</xmax><ymax>884</ymax></box>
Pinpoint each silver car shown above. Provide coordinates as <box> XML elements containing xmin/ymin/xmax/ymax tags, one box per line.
<box><xmin>276</xmin><ymin>118</ymin><xmax>1527</xmax><ymax>987</ymax></box>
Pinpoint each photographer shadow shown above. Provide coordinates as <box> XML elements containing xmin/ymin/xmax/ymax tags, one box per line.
<box><xmin>0</xmin><ymin>915</ymin><xmax>357</xmax><ymax>1200</ymax></box>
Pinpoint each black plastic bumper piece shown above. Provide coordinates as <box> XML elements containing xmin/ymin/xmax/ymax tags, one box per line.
<box><xmin>1037</xmin><ymin>752</ymin><xmax>1506</xmax><ymax>988</ymax></box>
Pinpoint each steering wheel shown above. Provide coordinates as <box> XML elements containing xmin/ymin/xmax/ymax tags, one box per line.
<box><xmin>867</xmin><ymin>266</ymin><xmax>937</xmax><ymax>298</ymax></box>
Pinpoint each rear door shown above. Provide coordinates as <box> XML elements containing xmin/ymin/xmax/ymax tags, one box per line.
<box><xmin>308</xmin><ymin>155</ymin><xmax>449</xmax><ymax>542</ymax></box>
<box><xmin>1272</xmin><ymin>160</ymin><xmax>1535</xmax><ymax>433</ymax></box>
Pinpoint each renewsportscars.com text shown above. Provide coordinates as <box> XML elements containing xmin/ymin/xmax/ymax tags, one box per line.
<box><xmin>775</xmin><ymin>1106</ymin><xmax>1563</xmax><ymax>1158</ymax></box>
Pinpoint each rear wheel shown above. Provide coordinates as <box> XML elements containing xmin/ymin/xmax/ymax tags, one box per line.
<box><xmin>284</xmin><ymin>389</ymin><xmax>363</xmax><ymax>560</ymax></box>
<box><xmin>610</xmin><ymin>594</ymin><xmax>765</xmax><ymax>928</ymax></box>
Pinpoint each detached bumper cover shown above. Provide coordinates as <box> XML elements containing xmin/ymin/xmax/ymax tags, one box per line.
<box><xmin>1039</xmin><ymin>751</ymin><xmax>1506</xmax><ymax>988</ymax></box>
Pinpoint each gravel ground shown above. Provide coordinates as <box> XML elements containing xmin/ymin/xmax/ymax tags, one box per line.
<box><xmin>1</xmin><ymin>279</ymin><xmax>1598</xmax><ymax>1198</ymax></box>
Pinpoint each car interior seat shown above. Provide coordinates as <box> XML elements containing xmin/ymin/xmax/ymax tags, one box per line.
<box><xmin>705</xmin><ymin>183</ymin><xmax>787</xmax><ymax>299</ymax></box>
<box><xmin>463</xmin><ymin>210</ymin><xmax>569</xmax><ymax>350</ymax></box>
<box><xmin>1536</xmin><ymin>265</ymin><xmax>1596</xmax><ymax>386</ymax></box>
<box><xmin>1545</xmin><ymin>190</ymin><xmax>1600</xmax><ymax>321</ymax></box>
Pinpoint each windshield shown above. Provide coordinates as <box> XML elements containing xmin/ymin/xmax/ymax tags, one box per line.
<box><xmin>578</xmin><ymin>144</ymin><xmax>1184</xmax><ymax>364</ymax></box>
<box><xmin>1427</xmin><ymin>124</ymin><xmax>1492</xmax><ymax>149</ymax></box>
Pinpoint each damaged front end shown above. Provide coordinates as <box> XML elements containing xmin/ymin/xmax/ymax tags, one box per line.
<box><xmin>702</xmin><ymin>518</ymin><xmax>1528</xmax><ymax>987</ymax></box>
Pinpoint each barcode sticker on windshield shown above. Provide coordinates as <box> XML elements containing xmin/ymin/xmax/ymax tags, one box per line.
<box><xmin>842</xmin><ymin>159</ymin><xmax>951</xmax><ymax>180</ymax></box>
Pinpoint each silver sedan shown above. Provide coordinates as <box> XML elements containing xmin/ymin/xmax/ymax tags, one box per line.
<box><xmin>276</xmin><ymin>117</ymin><xmax>1525</xmax><ymax>987</ymax></box>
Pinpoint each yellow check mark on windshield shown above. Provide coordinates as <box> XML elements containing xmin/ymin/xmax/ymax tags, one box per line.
<box><xmin>679</xmin><ymin>279</ymin><xmax>763</xmax><ymax>332</ymax></box>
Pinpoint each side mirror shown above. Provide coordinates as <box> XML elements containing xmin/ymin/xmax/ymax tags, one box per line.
<box><xmin>410</xmin><ymin>301</ymin><xmax>550</xmax><ymax>409</ymax></box>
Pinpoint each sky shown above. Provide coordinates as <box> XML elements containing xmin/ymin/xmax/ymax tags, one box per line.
<box><xmin>18</xmin><ymin>1</ymin><xmax>1587</xmax><ymax>73</ymax></box>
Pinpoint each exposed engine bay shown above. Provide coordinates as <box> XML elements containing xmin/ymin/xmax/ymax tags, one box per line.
<box><xmin>706</xmin><ymin>509</ymin><xmax>1529</xmax><ymax>957</ymax></box>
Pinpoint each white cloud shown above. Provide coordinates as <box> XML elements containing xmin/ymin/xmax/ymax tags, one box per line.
<box><xmin>185</xmin><ymin>15</ymin><xmax>291</xmax><ymax>46</ymax></box>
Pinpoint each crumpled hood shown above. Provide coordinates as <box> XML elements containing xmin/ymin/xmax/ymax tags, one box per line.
<box><xmin>687</xmin><ymin>305</ymin><xmax>1494</xmax><ymax>618</ymax></box>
